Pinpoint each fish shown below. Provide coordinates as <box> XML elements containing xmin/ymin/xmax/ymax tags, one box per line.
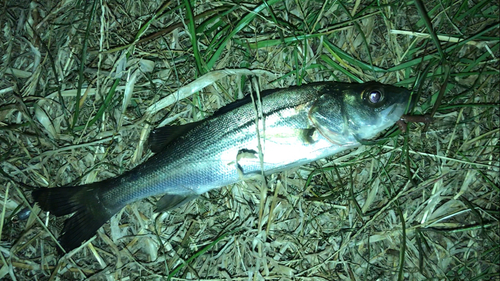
<box><xmin>32</xmin><ymin>81</ymin><xmax>412</xmax><ymax>252</ymax></box>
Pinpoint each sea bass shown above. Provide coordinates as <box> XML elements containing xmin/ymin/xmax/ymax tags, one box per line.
<box><xmin>33</xmin><ymin>81</ymin><xmax>411</xmax><ymax>252</ymax></box>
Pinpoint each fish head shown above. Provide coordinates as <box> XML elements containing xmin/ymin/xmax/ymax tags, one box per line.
<box><xmin>309</xmin><ymin>81</ymin><xmax>412</xmax><ymax>145</ymax></box>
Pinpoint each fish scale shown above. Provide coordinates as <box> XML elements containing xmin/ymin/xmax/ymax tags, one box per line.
<box><xmin>32</xmin><ymin>81</ymin><xmax>411</xmax><ymax>252</ymax></box>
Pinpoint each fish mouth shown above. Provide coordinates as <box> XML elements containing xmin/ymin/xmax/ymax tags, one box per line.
<box><xmin>380</xmin><ymin>103</ymin><xmax>398</xmax><ymax>118</ymax></box>
<box><xmin>387</xmin><ymin>90</ymin><xmax>413</xmax><ymax>118</ymax></box>
<box><xmin>379</xmin><ymin>101</ymin><xmax>407</xmax><ymax>125</ymax></box>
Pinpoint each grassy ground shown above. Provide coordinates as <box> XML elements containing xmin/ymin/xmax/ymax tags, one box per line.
<box><xmin>0</xmin><ymin>0</ymin><xmax>499</xmax><ymax>280</ymax></box>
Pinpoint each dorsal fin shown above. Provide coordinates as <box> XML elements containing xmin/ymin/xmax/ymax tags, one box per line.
<box><xmin>148</xmin><ymin>89</ymin><xmax>280</xmax><ymax>153</ymax></box>
<box><xmin>147</xmin><ymin>121</ymin><xmax>202</xmax><ymax>153</ymax></box>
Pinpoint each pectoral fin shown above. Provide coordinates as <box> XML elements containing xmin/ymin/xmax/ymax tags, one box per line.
<box><xmin>300</xmin><ymin>128</ymin><xmax>318</xmax><ymax>144</ymax></box>
<box><xmin>154</xmin><ymin>194</ymin><xmax>199</xmax><ymax>212</ymax></box>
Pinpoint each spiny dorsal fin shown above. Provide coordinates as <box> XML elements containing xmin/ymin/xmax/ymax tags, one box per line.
<box><xmin>147</xmin><ymin>89</ymin><xmax>280</xmax><ymax>153</ymax></box>
<box><xmin>148</xmin><ymin>122</ymin><xmax>202</xmax><ymax>153</ymax></box>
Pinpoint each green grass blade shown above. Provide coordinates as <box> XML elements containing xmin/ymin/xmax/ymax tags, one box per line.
<box><xmin>320</xmin><ymin>54</ymin><xmax>363</xmax><ymax>82</ymax></box>
<box><xmin>414</xmin><ymin>0</ymin><xmax>444</xmax><ymax>59</ymax></box>
<box><xmin>206</xmin><ymin>0</ymin><xmax>281</xmax><ymax>70</ymax></box>
<box><xmin>183</xmin><ymin>0</ymin><xmax>205</xmax><ymax>75</ymax></box>
<box><xmin>71</xmin><ymin>0</ymin><xmax>97</xmax><ymax>130</ymax></box>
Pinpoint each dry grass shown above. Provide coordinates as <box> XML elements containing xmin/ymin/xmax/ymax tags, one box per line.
<box><xmin>0</xmin><ymin>0</ymin><xmax>499</xmax><ymax>280</ymax></box>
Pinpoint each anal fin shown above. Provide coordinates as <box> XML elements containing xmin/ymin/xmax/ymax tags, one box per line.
<box><xmin>155</xmin><ymin>194</ymin><xmax>199</xmax><ymax>213</ymax></box>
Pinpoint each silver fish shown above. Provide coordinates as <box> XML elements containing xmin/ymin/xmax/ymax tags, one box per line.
<box><xmin>33</xmin><ymin>81</ymin><xmax>411</xmax><ymax>252</ymax></box>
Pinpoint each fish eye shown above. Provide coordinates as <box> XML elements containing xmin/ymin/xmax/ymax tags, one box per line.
<box><xmin>367</xmin><ymin>90</ymin><xmax>382</xmax><ymax>104</ymax></box>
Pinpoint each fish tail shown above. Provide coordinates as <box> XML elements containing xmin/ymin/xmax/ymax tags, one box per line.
<box><xmin>32</xmin><ymin>181</ymin><xmax>117</xmax><ymax>252</ymax></box>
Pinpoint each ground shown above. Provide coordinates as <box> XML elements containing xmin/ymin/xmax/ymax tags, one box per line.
<box><xmin>0</xmin><ymin>0</ymin><xmax>499</xmax><ymax>280</ymax></box>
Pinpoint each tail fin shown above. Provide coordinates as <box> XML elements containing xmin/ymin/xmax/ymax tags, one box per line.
<box><xmin>32</xmin><ymin>182</ymin><xmax>118</xmax><ymax>252</ymax></box>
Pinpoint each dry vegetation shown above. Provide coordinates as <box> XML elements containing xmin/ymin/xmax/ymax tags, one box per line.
<box><xmin>0</xmin><ymin>0</ymin><xmax>499</xmax><ymax>280</ymax></box>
